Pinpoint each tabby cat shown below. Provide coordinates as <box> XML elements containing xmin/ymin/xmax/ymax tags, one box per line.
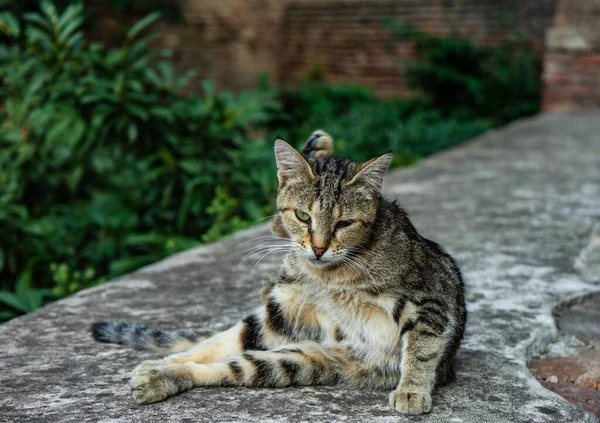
<box><xmin>92</xmin><ymin>130</ymin><xmax>466</xmax><ymax>415</ymax></box>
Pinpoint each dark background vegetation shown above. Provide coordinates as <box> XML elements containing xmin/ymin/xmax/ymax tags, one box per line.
<box><xmin>0</xmin><ymin>1</ymin><xmax>541</xmax><ymax>320</ymax></box>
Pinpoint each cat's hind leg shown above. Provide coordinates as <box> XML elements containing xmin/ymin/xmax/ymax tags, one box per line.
<box><xmin>131</xmin><ymin>343</ymin><xmax>342</xmax><ymax>404</ymax></box>
<box><xmin>136</xmin><ymin>283</ymin><xmax>321</xmax><ymax>370</ymax></box>
<box><xmin>133</xmin><ymin>321</ymin><xmax>247</xmax><ymax>373</ymax></box>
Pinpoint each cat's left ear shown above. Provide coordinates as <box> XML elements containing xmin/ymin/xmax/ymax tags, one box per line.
<box><xmin>274</xmin><ymin>138</ymin><xmax>315</xmax><ymax>184</ymax></box>
<box><xmin>347</xmin><ymin>152</ymin><xmax>393</xmax><ymax>192</ymax></box>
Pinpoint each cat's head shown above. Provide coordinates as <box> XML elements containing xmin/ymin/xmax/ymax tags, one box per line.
<box><xmin>274</xmin><ymin>138</ymin><xmax>392</xmax><ymax>269</ymax></box>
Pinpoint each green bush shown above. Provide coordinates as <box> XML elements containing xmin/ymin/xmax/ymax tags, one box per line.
<box><xmin>0</xmin><ymin>2</ymin><xmax>278</xmax><ymax>320</ymax></box>
<box><xmin>389</xmin><ymin>21</ymin><xmax>541</xmax><ymax>124</ymax></box>
<box><xmin>260</xmin><ymin>78</ymin><xmax>491</xmax><ymax>165</ymax></box>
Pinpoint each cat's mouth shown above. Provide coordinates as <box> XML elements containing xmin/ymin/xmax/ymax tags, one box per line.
<box><xmin>306</xmin><ymin>256</ymin><xmax>339</xmax><ymax>269</ymax></box>
<box><xmin>307</xmin><ymin>257</ymin><xmax>329</xmax><ymax>266</ymax></box>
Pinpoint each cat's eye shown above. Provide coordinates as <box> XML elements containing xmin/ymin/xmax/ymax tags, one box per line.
<box><xmin>295</xmin><ymin>209</ymin><xmax>311</xmax><ymax>222</ymax></box>
<box><xmin>335</xmin><ymin>220</ymin><xmax>353</xmax><ymax>230</ymax></box>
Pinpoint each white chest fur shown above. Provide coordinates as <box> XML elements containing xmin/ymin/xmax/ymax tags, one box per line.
<box><xmin>317</xmin><ymin>291</ymin><xmax>403</xmax><ymax>363</ymax></box>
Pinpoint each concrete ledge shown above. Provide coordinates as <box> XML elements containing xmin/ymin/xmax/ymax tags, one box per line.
<box><xmin>1</xmin><ymin>113</ymin><xmax>599</xmax><ymax>422</ymax></box>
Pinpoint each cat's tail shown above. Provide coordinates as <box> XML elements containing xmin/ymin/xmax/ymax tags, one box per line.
<box><xmin>90</xmin><ymin>321</ymin><xmax>213</xmax><ymax>355</ymax></box>
<box><xmin>302</xmin><ymin>130</ymin><xmax>333</xmax><ymax>159</ymax></box>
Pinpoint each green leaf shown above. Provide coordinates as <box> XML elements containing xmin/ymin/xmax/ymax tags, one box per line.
<box><xmin>67</xmin><ymin>166</ymin><xmax>84</xmax><ymax>192</ymax></box>
<box><xmin>179</xmin><ymin>159</ymin><xmax>202</xmax><ymax>174</ymax></box>
<box><xmin>150</xmin><ymin>106</ymin><xmax>174</xmax><ymax>122</ymax></box>
<box><xmin>25</xmin><ymin>26</ymin><xmax>55</xmax><ymax>53</ymax></box>
<box><xmin>0</xmin><ymin>291</ymin><xmax>28</xmax><ymax>313</ymax></box>
<box><xmin>59</xmin><ymin>16</ymin><xmax>83</xmax><ymax>41</ymax></box>
<box><xmin>25</xmin><ymin>288</ymin><xmax>44</xmax><ymax>311</ymax></box>
<box><xmin>127</xmin><ymin>123</ymin><xmax>138</xmax><ymax>142</ymax></box>
<box><xmin>0</xmin><ymin>310</ymin><xmax>17</xmax><ymax>321</ymax></box>
<box><xmin>40</xmin><ymin>0</ymin><xmax>59</xmax><ymax>22</ymax></box>
<box><xmin>46</xmin><ymin>118</ymin><xmax>72</xmax><ymax>145</ymax></box>
<box><xmin>57</xmin><ymin>2</ymin><xmax>83</xmax><ymax>30</ymax></box>
<box><xmin>23</xmin><ymin>13</ymin><xmax>52</xmax><ymax>31</ymax></box>
<box><xmin>144</xmin><ymin>68</ymin><xmax>163</xmax><ymax>87</ymax></box>
<box><xmin>62</xmin><ymin>117</ymin><xmax>86</xmax><ymax>149</ymax></box>
<box><xmin>125</xmin><ymin>233</ymin><xmax>166</xmax><ymax>247</ymax></box>
<box><xmin>126</xmin><ymin>79</ymin><xmax>143</xmax><ymax>93</ymax></box>
<box><xmin>158</xmin><ymin>148</ymin><xmax>176</xmax><ymax>168</ymax></box>
<box><xmin>127</xmin><ymin>12</ymin><xmax>162</xmax><ymax>39</ymax></box>
<box><xmin>23</xmin><ymin>219</ymin><xmax>54</xmax><ymax>236</ymax></box>
<box><xmin>64</xmin><ymin>31</ymin><xmax>83</xmax><ymax>49</ymax></box>
<box><xmin>129</xmin><ymin>33</ymin><xmax>160</xmax><ymax>60</ymax></box>
<box><xmin>125</xmin><ymin>103</ymin><xmax>149</xmax><ymax>120</ymax></box>
<box><xmin>109</xmin><ymin>255</ymin><xmax>155</xmax><ymax>275</ymax></box>
<box><xmin>0</xmin><ymin>12</ymin><xmax>20</xmax><ymax>37</ymax></box>
<box><xmin>14</xmin><ymin>269</ymin><xmax>33</xmax><ymax>301</ymax></box>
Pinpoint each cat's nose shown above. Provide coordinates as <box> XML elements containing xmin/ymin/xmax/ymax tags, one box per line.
<box><xmin>312</xmin><ymin>246</ymin><xmax>328</xmax><ymax>259</ymax></box>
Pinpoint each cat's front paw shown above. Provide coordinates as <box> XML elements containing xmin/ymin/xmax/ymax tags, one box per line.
<box><xmin>130</xmin><ymin>365</ymin><xmax>193</xmax><ymax>404</ymax></box>
<box><xmin>389</xmin><ymin>388</ymin><xmax>432</xmax><ymax>414</ymax></box>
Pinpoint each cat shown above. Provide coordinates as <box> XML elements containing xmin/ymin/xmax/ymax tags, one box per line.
<box><xmin>91</xmin><ymin>130</ymin><xmax>466</xmax><ymax>415</ymax></box>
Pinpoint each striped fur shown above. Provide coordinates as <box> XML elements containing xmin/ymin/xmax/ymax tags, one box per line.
<box><xmin>92</xmin><ymin>131</ymin><xmax>466</xmax><ymax>415</ymax></box>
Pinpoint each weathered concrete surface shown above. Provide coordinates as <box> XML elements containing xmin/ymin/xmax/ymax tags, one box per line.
<box><xmin>1</xmin><ymin>113</ymin><xmax>599</xmax><ymax>422</ymax></box>
<box><xmin>554</xmin><ymin>293</ymin><xmax>600</xmax><ymax>338</ymax></box>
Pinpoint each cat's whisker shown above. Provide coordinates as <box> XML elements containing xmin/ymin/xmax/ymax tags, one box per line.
<box><xmin>236</xmin><ymin>235</ymin><xmax>293</xmax><ymax>249</ymax></box>
<box><xmin>344</xmin><ymin>248</ymin><xmax>388</xmax><ymax>282</ymax></box>
<box><xmin>248</xmin><ymin>247</ymin><xmax>291</xmax><ymax>273</ymax></box>
<box><xmin>245</xmin><ymin>242</ymin><xmax>299</xmax><ymax>261</ymax></box>
<box><xmin>240</xmin><ymin>246</ymin><xmax>291</xmax><ymax>265</ymax></box>
<box><xmin>348</xmin><ymin>258</ymin><xmax>378</xmax><ymax>288</ymax></box>
<box><xmin>253</xmin><ymin>214</ymin><xmax>280</xmax><ymax>222</ymax></box>
<box><xmin>338</xmin><ymin>256</ymin><xmax>363</xmax><ymax>281</ymax></box>
<box><xmin>239</xmin><ymin>250</ymin><xmax>285</xmax><ymax>266</ymax></box>
<box><xmin>240</xmin><ymin>252</ymin><xmax>286</xmax><ymax>274</ymax></box>
<box><xmin>348</xmin><ymin>254</ymin><xmax>386</xmax><ymax>280</ymax></box>
<box><xmin>338</xmin><ymin>256</ymin><xmax>369</xmax><ymax>282</ymax></box>
<box><xmin>238</xmin><ymin>245</ymin><xmax>291</xmax><ymax>259</ymax></box>
<box><xmin>342</xmin><ymin>250</ymin><xmax>382</xmax><ymax>276</ymax></box>
<box><xmin>236</xmin><ymin>244</ymin><xmax>293</xmax><ymax>271</ymax></box>
<box><xmin>235</xmin><ymin>241</ymin><xmax>294</xmax><ymax>257</ymax></box>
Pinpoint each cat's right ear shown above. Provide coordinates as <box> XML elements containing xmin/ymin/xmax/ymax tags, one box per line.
<box><xmin>347</xmin><ymin>152</ymin><xmax>393</xmax><ymax>192</ymax></box>
<box><xmin>274</xmin><ymin>138</ymin><xmax>315</xmax><ymax>184</ymax></box>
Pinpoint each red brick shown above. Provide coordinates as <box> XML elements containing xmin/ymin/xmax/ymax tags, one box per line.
<box><xmin>545</xmin><ymin>74</ymin><xmax>575</xmax><ymax>84</ymax></box>
<box><xmin>580</xmin><ymin>55</ymin><xmax>600</xmax><ymax>66</ymax></box>
<box><xmin>530</xmin><ymin>343</ymin><xmax>600</xmax><ymax>417</ymax></box>
<box><xmin>540</xmin><ymin>382</ymin><xmax>600</xmax><ymax>416</ymax></box>
<box><xmin>529</xmin><ymin>356</ymin><xmax>585</xmax><ymax>383</ymax></box>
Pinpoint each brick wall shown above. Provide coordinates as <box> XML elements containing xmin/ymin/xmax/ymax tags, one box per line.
<box><xmin>543</xmin><ymin>0</ymin><xmax>600</xmax><ymax>110</ymax></box>
<box><xmin>279</xmin><ymin>0</ymin><xmax>555</xmax><ymax>96</ymax></box>
<box><xmin>134</xmin><ymin>0</ymin><xmax>285</xmax><ymax>93</ymax></box>
<box><xmin>95</xmin><ymin>0</ymin><xmax>557</xmax><ymax>97</ymax></box>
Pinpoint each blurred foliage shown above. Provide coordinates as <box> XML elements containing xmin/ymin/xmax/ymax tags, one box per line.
<box><xmin>0</xmin><ymin>3</ymin><xmax>541</xmax><ymax>321</ymax></box>
<box><xmin>388</xmin><ymin>21</ymin><xmax>541</xmax><ymax>125</ymax></box>
<box><xmin>0</xmin><ymin>2</ymin><xmax>278</xmax><ymax>320</ymax></box>
<box><xmin>261</xmin><ymin>78</ymin><xmax>490</xmax><ymax>166</ymax></box>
